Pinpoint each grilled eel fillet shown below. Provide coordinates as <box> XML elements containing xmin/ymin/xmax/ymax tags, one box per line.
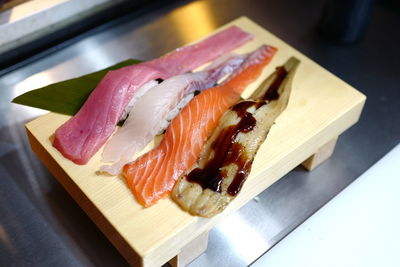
<box><xmin>172</xmin><ymin>57</ymin><xmax>300</xmax><ymax>217</ymax></box>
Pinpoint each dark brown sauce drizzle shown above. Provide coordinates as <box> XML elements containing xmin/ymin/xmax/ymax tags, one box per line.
<box><xmin>262</xmin><ymin>66</ymin><xmax>288</xmax><ymax>101</ymax></box>
<box><xmin>186</xmin><ymin>66</ymin><xmax>288</xmax><ymax>196</ymax></box>
<box><xmin>187</xmin><ymin>101</ymin><xmax>260</xmax><ymax>196</ymax></box>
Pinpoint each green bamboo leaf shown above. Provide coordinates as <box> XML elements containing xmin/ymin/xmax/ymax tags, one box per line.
<box><xmin>12</xmin><ymin>59</ymin><xmax>142</xmax><ymax>116</ymax></box>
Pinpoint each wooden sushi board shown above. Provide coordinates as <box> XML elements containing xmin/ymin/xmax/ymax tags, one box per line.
<box><xmin>25</xmin><ymin>17</ymin><xmax>366</xmax><ymax>267</ymax></box>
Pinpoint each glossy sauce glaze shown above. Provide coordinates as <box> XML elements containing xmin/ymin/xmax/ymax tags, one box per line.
<box><xmin>263</xmin><ymin>66</ymin><xmax>288</xmax><ymax>101</ymax></box>
<box><xmin>187</xmin><ymin>66</ymin><xmax>288</xmax><ymax>196</ymax></box>
<box><xmin>187</xmin><ymin>100</ymin><xmax>262</xmax><ymax>196</ymax></box>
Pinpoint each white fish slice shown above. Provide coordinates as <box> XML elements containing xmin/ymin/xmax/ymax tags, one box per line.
<box><xmin>99</xmin><ymin>54</ymin><xmax>246</xmax><ymax>175</ymax></box>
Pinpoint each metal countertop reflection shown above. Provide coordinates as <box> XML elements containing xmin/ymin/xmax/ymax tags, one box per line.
<box><xmin>1</xmin><ymin>0</ymin><xmax>399</xmax><ymax>266</ymax></box>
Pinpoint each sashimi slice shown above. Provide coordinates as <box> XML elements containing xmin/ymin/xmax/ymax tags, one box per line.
<box><xmin>53</xmin><ymin>26</ymin><xmax>253</xmax><ymax>165</ymax></box>
<box><xmin>100</xmin><ymin>54</ymin><xmax>246</xmax><ymax>175</ymax></box>
<box><xmin>123</xmin><ymin>45</ymin><xmax>277</xmax><ymax>207</ymax></box>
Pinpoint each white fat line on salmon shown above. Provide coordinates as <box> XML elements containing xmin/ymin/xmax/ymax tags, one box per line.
<box><xmin>53</xmin><ymin>26</ymin><xmax>253</xmax><ymax>165</ymax></box>
<box><xmin>172</xmin><ymin>57</ymin><xmax>300</xmax><ymax>217</ymax></box>
<box><xmin>122</xmin><ymin>45</ymin><xmax>277</xmax><ymax>207</ymax></box>
<box><xmin>99</xmin><ymin>53</ymin><xmax>247</xmax><ymax>176</ymax></box>
<box><xmin>119</xmin><ymin>54</ymin><xmax>246</xmax><ymax>124</ymax></box>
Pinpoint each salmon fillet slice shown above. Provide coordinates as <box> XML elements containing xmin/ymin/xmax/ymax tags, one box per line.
<box><xmin>123</xmin><ymin>45</ymin><xmax>277</xmax><ymax>207</ymax></box>
<box><xmin>53</xmin><ymin>26</ymin><xmax>253</xmax><ymax>165</ymax></box>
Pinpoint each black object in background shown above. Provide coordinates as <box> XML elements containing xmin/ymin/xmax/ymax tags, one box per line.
<box><xmin>319</xmin><ymin>0</ymin><xmax>376</xmax><ymax>43</ymax></box>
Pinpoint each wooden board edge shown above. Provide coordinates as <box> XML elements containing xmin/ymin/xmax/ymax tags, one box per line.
<box><xmin>22</xmin><ymin>15</ymin><xmax>369</xmax><ymax>266</ymax></box>
<box><xmin>239</xmin><ymin>16</ymin><xmax>368</xmax><ymax>103</ymax></box>
<box><xmin>25</xmin><ymin>124</ymin><xmax>144</xmax><ymax>266</ymax></box>
<box><xmin>143</xmin><ymin>94</ymin><xmax>367</xmax><ymax>266</ymax></box>
<box><xmin>24</xmin><ymin>84</ymin><xmax>366</xmax><ymax>267</ymax></box>
<box><xmin>289</xmin><ymin>95</ymin><xmax>366</xmax><ymax>172</ymax></box>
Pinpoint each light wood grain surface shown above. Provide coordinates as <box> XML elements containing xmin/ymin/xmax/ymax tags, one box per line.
<box><xmin>25</xmin><ymin>17</ymin><xmax>366</xmax><ymax>267</ymax></box>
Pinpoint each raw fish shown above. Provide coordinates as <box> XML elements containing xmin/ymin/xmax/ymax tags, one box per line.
<box><xmin>53</xmin><ymin>26</ymin><xmax>253</xmax><ymax>165</ymax></box>
<box><xmin>172</xmin><ymin>57</ymin><xmax>300</xmax><ymax>217</ymax></box>
<box><xmin>123</xmin><ymin>45</ymin><xmax>277</xmax><ymax>207</ymax></box>
<box><xmin>100</xmin><ymin>54</ymin><xmax>246</xmax><ymax>175</ymax></box>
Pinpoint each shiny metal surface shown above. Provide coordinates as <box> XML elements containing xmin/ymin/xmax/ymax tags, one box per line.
<box><xmin>0</xmin><ymin>0</ymin><xmax>399</xmax><ymax>266</ymax></box>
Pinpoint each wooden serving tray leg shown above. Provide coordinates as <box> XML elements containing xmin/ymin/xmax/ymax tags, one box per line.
<box><xmin>23</xmin><ymin>17</ymin><xmax>367</xmax><ymax>267</ymax></box>
<box><xmin>169</xmin><ymin>231</ymin><xmax>209</xmax><ymax>267</ymax></box>
<box><xmin>302</xmin><ymin>137</ymin><xmax>338</xmax><ymax>171</ymax></box>
<box><xmin>168</xmin><ymin>137</ymin><xmax>337</xmax><ymax>266</ymax></box>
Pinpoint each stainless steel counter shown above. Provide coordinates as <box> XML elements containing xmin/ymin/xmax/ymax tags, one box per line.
<box><xmin>1</xmin><ymin>0</ymin><xmax>399</xmax><ymax>266</ymax></box>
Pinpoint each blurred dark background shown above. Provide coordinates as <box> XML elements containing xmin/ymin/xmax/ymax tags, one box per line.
<box><xmin>1</xmin><ymin>0</ymin><xmax>399</xmax><ymax>73</ymax></box>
